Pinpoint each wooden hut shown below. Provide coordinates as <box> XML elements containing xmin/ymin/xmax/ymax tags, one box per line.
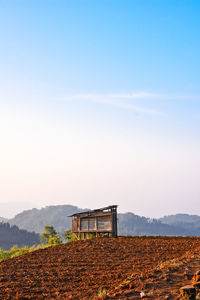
<box><xmin>68</xmin><ymin>205</ymin><xmax>118</xmax><ymax>239</ymax></box>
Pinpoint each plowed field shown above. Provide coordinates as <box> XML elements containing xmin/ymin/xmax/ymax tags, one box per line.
<box><xmin>1</xmin><ymin>236</ymin><xmax>200</xmax><ymax>299</ymax></box>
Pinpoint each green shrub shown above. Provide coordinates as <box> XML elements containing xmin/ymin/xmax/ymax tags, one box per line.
<box><xmin>40</xmin><ymin>226</ymin><xmax>62</xmax><ymax>245</ymax></box>
<box><xmin>63</xmin><ymin>229</ymin><xmax>73</xmax><ymax>242</ymax></box>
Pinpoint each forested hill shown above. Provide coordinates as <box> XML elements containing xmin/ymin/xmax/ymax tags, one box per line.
<box><xmin>159</xmin><ymin>214</ymin><xmax>200</xmax><ymax>233</ymax></box>
<box><xmin>160</xmin><ymin>214</ymin><xmax>200</xmax><ymax>225</ymax></box>
<box><xmin>7</xmin><ymin>205</ymin><xmax>200</xmax><ymax>236</ymax></box>
<box><xmin>0</xmin><ymin>222</ymin><xmax>40</xmax><ymax>250</ymax></box>
<box><xmin>119</xmin><ymin>213</ymin><xmax>191</xmax><ymax>236</ymax></box>
<box><xmin>9</xmin><ymin>205</ymin><xmax>86</xmax><ymax>234</ymax></box>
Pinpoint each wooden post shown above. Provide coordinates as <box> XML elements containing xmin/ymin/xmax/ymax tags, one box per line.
<box><xmin>111</xmin><ymin>207</ymin><xmax>117</xmax><ymax>237</ymax></box>
<box><xmin>95</xmin><ymin>216</ymin><xmax>97</xmax><ymax>237</ymax></box>
<box><xmin>95</xmin><ymin>216</ymin><xmax>97</xmax><ymax>230</ymax></box>
<box><xmin>78</xmin><ymin>217</ymin><xmax>81</xmax><ymax>233</ymax></box>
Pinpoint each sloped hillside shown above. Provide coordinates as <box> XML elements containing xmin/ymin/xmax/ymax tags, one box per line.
<box><xmin>1</xmin><ymin>236</ymin><xmax>200</xmax><ymax>299</ymax></box>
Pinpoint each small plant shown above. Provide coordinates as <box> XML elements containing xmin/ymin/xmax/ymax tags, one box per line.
<box><xmin>89</xmin><ymin>233</ymin><xmax>96</xmax><ymax>239</ymax></box>
<box><xmin>97</xmin><ymin>287</ymin><xmax>108</xmax><ymax>298</ymax></box>
<box><xmin>123</xmin><ymin>279</ymin><xmax>131</xmax><ymax>285</ymax></box>
<box><xmin>157</xmin><ymin>262</ymin><xmax>164</xmax><ymax>269</ymax></box>
<box><xmin>156</xmin><ymin>257</ymin><xmax>183</xmax><ymax>270</ymax></box>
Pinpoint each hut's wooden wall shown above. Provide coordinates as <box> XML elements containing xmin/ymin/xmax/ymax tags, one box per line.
<box><xmin>73</xmin><ymin>215</ymin><xmax>112</xmax><ymax>232</ymax></box>
<box><xmin>97</xmin><ymin>216</ymin><xmax>111</xmax><ymax>231</ymax></box>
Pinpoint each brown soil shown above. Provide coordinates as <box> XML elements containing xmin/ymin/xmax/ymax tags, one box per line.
<box><xmin>1</xmin><ymin>236</ymin><xmax>200</xmax><ymax>299</ymax></box>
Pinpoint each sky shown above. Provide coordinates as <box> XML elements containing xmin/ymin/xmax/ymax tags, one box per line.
<box><xmin>0</xmin><ymin>0</ymin><xmax>200</xmax><ymax>218</ymax></box>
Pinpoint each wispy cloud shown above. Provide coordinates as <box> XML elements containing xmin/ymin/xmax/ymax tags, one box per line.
<box><xmin>73</xmin><ymin>92</ymin><xmax>159</xmax><ymax>100</ymax></box>
<box><xmin>64</xmin><ymin>92</ymin><xmax>197</xmax><ymax>115</ymax></box>
<box><xmin>70</xmin><ymin>92</ymin><xmax>168</xmax><ymax>115</ymax></box>
<box><xmin>72</xmin><ymin>92</ymin><xmax>192</xmax><ymax>101</ymax></box>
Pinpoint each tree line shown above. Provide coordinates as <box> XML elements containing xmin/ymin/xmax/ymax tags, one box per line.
<box><xmin>0</xmin><ymin>222</ymin><xmax>40</xmax><ymax>250</ymax></box>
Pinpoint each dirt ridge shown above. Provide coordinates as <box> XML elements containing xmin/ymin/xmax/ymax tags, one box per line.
<box><xmin>1</xmin><ymin>236</ymin><xmax>200</xmax><ymax>299</ymax></box>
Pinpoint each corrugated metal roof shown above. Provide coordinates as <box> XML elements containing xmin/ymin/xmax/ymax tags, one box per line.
<box><xmin>68</xmin><ymin>205</ymin><xmax>118</xmax><ymax>217</ymax></box>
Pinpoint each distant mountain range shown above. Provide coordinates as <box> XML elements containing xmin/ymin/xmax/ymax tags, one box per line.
<box><xmin>2</xmin><ymin>205</ymin><xmax>200</xmax><ymax>236</ymax></box>
<box><xmin>160</xmin><ymin>214</ymin><xmax>200</xmax><ymax>233</ymax></box>
<box><xmin>8</xmin><ymin>205</ymin><xmax>85</xmax><ymax>234</ymax></box>
<box><xmin>1</xmin><ymin>205</ymin><xmax>200</xmax><ymax>249</ymax></box>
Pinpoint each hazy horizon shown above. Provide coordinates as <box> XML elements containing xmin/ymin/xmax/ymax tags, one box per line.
<box><xmin>1</xmin><ymin>201</ymin><xmax>200</xmax><ymax>220</ymax></box>
<box><xmin>0</xmin><ymin>1</ymin><xmax>200</xmax><ymax>219</ymax></box>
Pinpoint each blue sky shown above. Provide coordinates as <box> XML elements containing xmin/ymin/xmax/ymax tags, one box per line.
<box><xmin>0</xmin><ymin>0</ymin><xmax>200</xmax><ymax>217</ymax></box>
